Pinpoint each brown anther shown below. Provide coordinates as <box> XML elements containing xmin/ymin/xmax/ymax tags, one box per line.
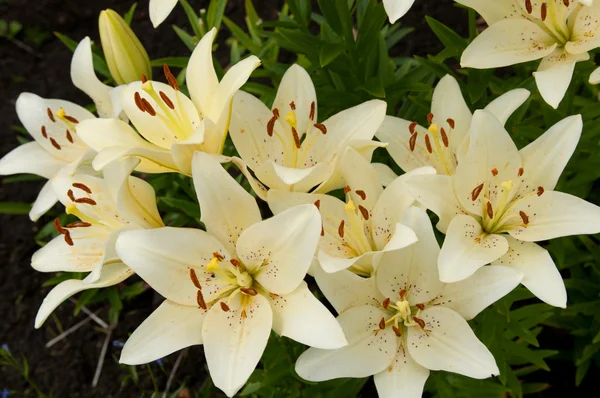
<box><xmin>141</xmin><ymin>74</ymin><xmax>148</xmax><ymax>83</ymax></box>
<box><xmin>486</xmin><ymin>202</ymin><xmax>494</xmax><ymax>219</ymax></box>
<box><xmin>409</xmin><ymin>132</ymin><xmax>418</xmax><ymax>152</ymax></box>
<box><xmin>321</xmin><ymin>225</ymin><xmax>325</xmax><ymax>236</ymax></box>
<box><xmin>230</xmin><ymin>258</ymin><xmax>241</xmax><ymax>267</ymax></box>
<box><xmin>134</xmin><ymin>92</ymin><xmax>145</xmax><ymax>112</ymax></box>
<box><xmin>141</xmin><ymin>99</ymin><xmax>157</xmax><ymax>116</ymax></box>
<box><xmin>74</xmin><ymin>197</ymin><xmax>98</xmax><ymax>206</ymax></box>
<box><xmin>518</xmin><ymin>167</ymin><xmax>524</xmax><ymax>177</ymax></box>
<box><xmin>241</xmin><ymin>287</ymin><xmax>258</xmax><ymax>296</ymax></box>
<box><xmin>343</xmin><ymin>186</ymin><xmax>351</xmax><ymax>194</ymax></box>
<box><xmin>491</xmin><ymin>168</ymin><xmax>498</xmax><ymax>176</ymax></box>
<box><xmin>49</xmin><ymin>138</ymin><xmax>61</xmax><ymax>150</ymax></box>
<box><xmin>541</xmin><ymin>3</ymin><xmax>547</xmax><ymax>20</ymax></box>
<box><xmin>525</xmin><ymin>0</ymin><xmax>533</xmax><ymax>13</ymax></box>
<box><xmin>314</xmin><ymin>123</ymin><xmax>327</xmax><ymax>135</ymax></box>
<box><xmin>63</xmin><ymin>230</ymin><xmax>74</xmax><ymax>246</ymax></box>
<box><xmin>378</xmin><ymin>317</ymin><xmax>386</xmax><ymax>330</ymax></box>
<box><xmin>338</xmin><ymin>220</ymin><xmax>345</xmax><ymax>238</ymax></box>
<box><xmin>41</xmin><ymin>126</ymin><xmax>48</xmax><ymax>138</ymax></box>
<box><xmin>309</xmin><ymin>101</ymin><xmax>316</xmax><ymax>121</ymax></box>
<box><xmin>189</xmin><ymin>268</ymin><xmax>202</xmax><ymax>290</ymax></box>
<box><xmin>409</xmin><ymin>121</ymin><xmax>418</xmax><ymax>134</ymax></box>
<box><xmin>537</xmin><ymin>186</ymin><xmax>545</xmax><ymax>196</ymax></box>
<box><xmin>72</xmin><ymin>182</ymin><xmax>92</xmax><ymax>193</ymax></box>
<box><xmin>220</xmin><ymin>302</ymin><xmax>230</xmax><ymax>312</ymax></box>
<box><xmin>471</xmin><ymin>183</ymin><xmax>484</xmax><ymax>201</ymax></box>
<box><xmin>163</xmin><ymin>64</ymin><xmax>179</xmax><ymax>90</ymax></box>
<box><xmin>67</xmin><ymin>189</ymin><xmax>75</xmax><ymax>202</ymax></box>
<box><xmin>47</xmin><ymin>107</ymin><xmax>55</xmax><ymax>122</ymax></box>
<box><xmin>424</xmin><ymin>134</ymin><xmax>433</xmax><ymax>154</ymax></box>
<box><xmin>382</xmin><ymin>298</ymin><xmax>391</xmax><ymax>309</ymax></box>
<box><xmin>519</xmin><ymin>211</ymin><xmax>529</xmax><ymax>225</ymax></box>
<box><xmin>159</xmin><ymin>91</ymin><xmax>175</xmax><ymax>109</ymax></box>
<box><xmin>53</xmin><ymin>218</ymin><xmax>67</xmax><ymax>234</ymax></box>
<box><xmin>416</xmin><ymin>303</ymin><xmax>425</xmax><ymax>311</ymax></box>
<box><xmin>213</xmin><ymin>252</ymin><xmax>225</xmax><ymax>261</ymax></box>
<box><xmin>563</xmin><ymin>0</ymin><xmax>569</xmax><ymax>6</ymax></box>
<box><xmin>292</xmin><ymin>127</ymin><xmax>301</xmax><ymax>148</ymax></box>
<box><xmin>272</xmin><ymin>108</ymin><xmax>280</xmax><ymax>118</ymax></box>
<box><xmin>446</xmin><ymin>118</ymin><xmax>455</xmax><ymax>129</ymax></box>
<box><xmin>196</xmin><ymin>290</ymin><xmax>207</xmax><ymax>310</ymax></box>
<box><xmin>267</xmin><ymin>115</ymin><xmax>277</xmax><ymax>137</ymax></box>
<box><xmin>289</xmin><ymin>101</ymin><xmax>296</xmax><ymax>110</ymax></box>
<box><xmin>358</xmin><ymin>205</ymin><xmax>369</xmax><ymax>220</ymax></box>
<box><xmin>440</xmin><ymin>127</ymin><xmax>449</xmax><ymax>147</ymax></box>
<box><xmin>399</xmin><ymin>289</ymin><xmax>406</xmax><ymax>299</ymax></box>
<box><xmin>392</xmin><ymin>326</ymin><xmax>402</xmax><ymax>337</ymax></box>
<box><xmin>356</xmin><ymin>190</ymin><xmax>366</xmax><ymax>200</ymax></box>
<box><xmin>427</xmin><ymin>113</ymin><xmax>434</xmax><ymax>125</ymax></box>
<box><xmin>413</xmin><ymin>316</ymin><xmax>426</xmax><ymax>329</ymax></box>
<box><xmin>66</xmin><ymin>221</ymin><xmax>92</xmax><ymax>228</ymax></box>
<box><xmin>314</xmin><ymin>199</ymin><xmax>321</xmax><ymax>210</ymax></box>
<box><xmin>64</xmin><ymin>115</ymin><xmax>79</xmax><ymax>124</ymax></box>
<box><xmin>65</xmin><ymin>129</ymin><xmax>73</xmax><ymax>143</ymax></box>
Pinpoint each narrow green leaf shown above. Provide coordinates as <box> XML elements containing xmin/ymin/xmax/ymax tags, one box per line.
<box><xmin>123</xmin><ymin>3</ymin><xmax>138</xmax><ymax>25</ymax></box>
<box><xmin>0</xmin><ymin>202</ymin><xmax>31</xmax><ymax>215</ymax></box>
<box><xmin>206</xmin><ymin>0</ymin><xmax>228</xmax><ymax>30</ymax></box>
<box><xmin>172</xmin><ymin>25</ymin><xmax>197</xmax><ymax>51</ymax></box>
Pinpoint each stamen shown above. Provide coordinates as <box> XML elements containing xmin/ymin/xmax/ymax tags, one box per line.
<box><xmin>409</xmin><ymin>121</ymin><xmax>418</xmax><ymax>134</ymax></box>
<box><xmin>382</xmin><ymin>298</ymin><xmax>390</xmax><ymax>309</ymax></box>
<box><xmin>63</xmin><ymin>231</ymin><xmax>74</xmax><ymax>246</ymax></box>
<box><xmin>537</xmin><ymin>186</ymin><xmax>544</xmax><ymax>196</ymax></box>
<box><xmin>220</xmin><ymin>302</ymin><xmax>230</xmax><ymax>312</ymax></box>
<box><xmin>321</xmin><ymin>225</ymin><xmax>324</xmax><ymax>236</ymax></box>
<box><xmin>525</xmin><ymin>0</ymin><xmax>533</xmax><ymax>14</ymax></box>
<box><xmin>141</xmin><ymin>99</ymin><xmax>157</xmax><ymax>116</ymax></box>
<box><xmin>541</xmin><ymin>3</ymin><xmax>547</xmax><ymax>20</ymax></box>
<box><xmin>378</xmin><ymin>317</ymin><xmax>386</xmax><ymax>330</ymax></box>
<box><xmin>49</xmin><ymin>138</ymin><xmax>61</xmax><ymax>150</ymax></box>
<box><xmin>230</xmin><ymin>258</ymin><xmax>241</xmax><ymax>267</ymax></box>
<box><xmin>74</xmin><ymin>197</ymin><xmax>97</xmax><ymax>206</ymax></box>
<box><xmin>519</xmin><ymin>211</ymin><xmax>529</xmax><ymax>225</ymax></box>
<box><xmin>518</xmin><ymin>167</ymin><xmax>524</xmax><ymax>177</ymax></box>
<box><xmin>189</xmin><ymin>268</ymin><xmax>202</xmax><ymax>290</ymax></box>
<box><xmin>272</xmin><ymin>108</ymin><xmax>280</xmax><ymax>118</ymax></box>
<box><xmin>416</xmin><ymin>303</ymin><xmax>425</xmax><ymax>310</ymax></box>
<box><xmin>292</xmin><ymin>127</ymin><xmax>301</xmax><ymax>148</ymax></box>
<box><xmin>471</xmin><ymin>183</ymin><xmax>484</xmax><ymax>201</ymax></box>
<box><xmin>314</xmin><ymin>123</ymin><xmax>327</xmax><ymax>135</ymax></box>
<box><xmin>72</xmin><ymin>182</ymin><xmax>92</xmax><ymax>193</ymax></box>
<box><xmin>446</xmin><ymin>118</ymin><xmax>455</xmax><ymax>129</ymax></box>
<box><xmin>41</xmin><ymin>126</ymin><xmax>48</xmax><ymax>138</ymax></box>
<box><xmin>440</xmin><ymin>127</ymin><xmax>449</xmax><ymax>147</ymax></box>
<box><xmin>213</xmin><ymin>252</ymin><xmax>225</xmax><ymax>261</ymax></box>
<box><xmin>309</xmin><ymin>101</ymin><xmax>316</xmax><ymax>121</ymax></box>
<box><xmin>163</xmin><ymin>64</ymin><xmax>179</xmax><ymax>90</ymax></box>
<box><xmin>491</xmin><ymin>168</ymin><xmax>498</xmax><ymax>176</ymax></box>
<box><xmin>343</xmin><ymin>186</ymin><xmax>351</xmax><ymax>194</ymax></box>
<box><xmin>67</xmin><ymin>189</ymin><xmax>75</xmax><ymax>202</ymax></box>
<box><xmin>356</xmin><ymin>190</ymin><xmax>366</xmax><ymax>200</ymax></box>
<box><xmin>64</xmin><ymin>115</ymin><xmax>79</xmax><ymax>124</ymax></box>
<box><xmin>409</xmin><ymin>132</ymin><xmax>418</xmax><ymax>152</ymax></box>
<box><xmin>338</xmin><ymin>220</ymin><xmax>345</xmax><ymax>238</ymax></box>
<box><xmin>206</xmin><ymin>257</ymin><xmax>220</xmax><ymax>272</ymax></box>
<box><xmin>134</xmin><ymin>92</ymin><xmax>145</xmax><ymax>112</ymax></box>
<box><xmin>399</xmin><ymin>289</ymin><xmax>406</xmax><ymax>299</ymax></box>
<box><xmin>141</xmin><ymin>74</ymin><xmax>148</xmax><ymax>83</ymax></box>
<box><xmin>47</xmin><ymin>108</ymin><xmax>55</xmax><ymax>122</ymax></box>
<box><xmin>392</xmin><ymin>326</ymin><xmax>402</xmax><ymax>336</ymax></box>
<box><xmin>267</xmin><ymin>115</ymin><xmax>277</xmax><ymax>137</ymax></box>
<box><xmin>563</xmin><ymin>0</ymin><xmax>569</xmax><ymax>6</ymax></box>
<box><xmin>358</xmin><ymin>205</ymin><xmax>369</xmax><ymax>220</ymax></box>
<box><xmin>289</xmin><ymin>101</ymin><xmax>296</xmax><ymax>110</ymax></box>
<box><xmin>314</xmin><ymin>199</ymin><xmax>321</xmax><ymax>210</ymax></box>
<box><xmin>66</xmin><ymin>221</ymin><xmax>92</xmax><ymax>228</ymax></box>
<box><xmin>53</xmin><ymin>218</ymin><xmax>66</xmax><ymax>234</ymax></box>
<box><xmin>427</xmin><ymin>113</ymin><xmax>434</xmax><ymax>125</ymax></box>
<box><xmin>196</xmin><ymin>290</ymin><xmax>207</xmax><ymax>310</ymax></box>
<box><xmin>486</xmin><ymin>202</ymin><xmax>494</xmax><ymax>219</ymax></box>
<box><xmin>65</xmin><ymin>129</ymin><xmax>73</xmax><ymax>143</ymax></box>
<box><xmin>413</xmin><ymin>316</ymin><xmax>426</xmax><ymax>329</ymax></box>
<box><xmin>241</xmin><ymin>287</ymin><xmax>258</xmax><ymax>296</ymax></box>
<box><xmin>424</xmin><ymin>134</ymin><xmax>433</xmax><ymax>153</ymax></box>
<box><xmin>159</xmin><ymin>91</ymin><xmax>175</xmax><ymax>109</ymax></box>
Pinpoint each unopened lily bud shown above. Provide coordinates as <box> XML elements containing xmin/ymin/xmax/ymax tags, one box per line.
<box><xmin>98</xmin><ymin>9</ymin><xmax>152</xmax><ymax>85</ymax></box>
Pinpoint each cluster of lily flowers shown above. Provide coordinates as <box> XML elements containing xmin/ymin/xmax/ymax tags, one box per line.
<box><xmin>2</xmin><ymin>1</ymin><xmax>600</xmax><ymax>397</ymax></box>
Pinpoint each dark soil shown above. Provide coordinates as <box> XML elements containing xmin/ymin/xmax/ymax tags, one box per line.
<box><xmin>0</xmin><ymin>1</ymin><xmax>485</xmax><ymax>397</ymax></box>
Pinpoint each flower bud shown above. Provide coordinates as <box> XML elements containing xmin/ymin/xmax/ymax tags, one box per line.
<box><xmin>98</xmin><ymin>9</ymin><xmax>152</xmax><ymax>85</ymax></box>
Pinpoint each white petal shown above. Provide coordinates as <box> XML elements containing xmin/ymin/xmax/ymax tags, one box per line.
<box><xmin>534</xmin><ymin>50</ymin><xmax>589</xmax><ymax>109</ymax></box>
<box><xmin>115</xmin><ymin>227</ymin><xmax>231</xmax><ymax>306</ymax></box>
<box><xmin>376</xmin><ymin>117</ymin><xmax>431</xmax><ymax>173</ymax></box>
<box><xmin>0</xmin><ymin>141</ymin><xmax>63</xmax><ymax>179</ymax></box>
<box><xmin>192</xmin><ymin>151</ymin><xmax>262</xmax><ymax>255</ymax></box>
<box><xmin>430</xmin><ymin>75</ymin><xmax>473</xmax><ymax>151</ymax></box>
<box><xmin>256</xmin><ymin>161</ymin><xmax>330</xmax><ymax>193</ymax></box>
<box><xmin>439</xmin><ymin>215</ymin><xmax>509</xmax><ymax>283</ymax></box>
<box><xmin>454</xmin><ymin>0</ymin><xmax>523</xmax><ymax>24</ymax></box>
<box><xmin>372</xmin><ymin>163</ymin><xmax>398</xmax><ymax>187</ymax></box>
<box><xmin>121</xmin><ymin>300</ymin><xmax>206</xmax><ymax>364</ymax></box>
<box><xmin>339</xmin><ymin>147</ymin><xmax>383</xmax><ymax>210</ymax></box>
<box><xmin>509</xmin><ymin>191</ymin><xmax>600</xmax><ymax>241</ymax></box>
<box><xmin>484</xmin><ymin>88</ymin><xmax>530</xmax><ymax>125</ymax></box>
<box><xmin>433</xmin><ymin>265</ymin><xmax>523</xmax><ymax>320</ymax></box>
<box><xmin>295</xmin><ymin>305</ymin><xmax>397</xmax><ymax>381</ymax></box>
<box><xmin>34</xmin><ymin>262</ymin><xmax>132</xmax><ymax>328</ymax></box>
<box><xmin>71</xmin><ymin>37</ymin><xmax>114</xmax><ymax>118</ymax></box>
<box><xmin>237</xmin><ymin>204</ymin><xmax>321</xmax><ymax>295</ymax></box>
<box><xmin>518</xmin><ymin>115</ymin><xmax>582</xmax><ymax>195</ymax></box>
<box><xmin>29</xmin><ymin>180</ymin><xmax>59</xmax><ymax>221</ymax></box>
<box><xmin>383</xmin><ymin>0</ymin><xmax>415</xmax><ymax>23</ymax></box>
<box><xmin>170</xmin><ymin>123</ymin><xmax>207</xmax><ymax>174</ymax></box>
<box><xmin>149</xmin><ymin>0</ymin><xmax>178</xmax><ymax>27</ymax></box>
<box><xmin>407</xmin><ymin>306</ymin><xmax>499</xmax><ymax>379</ymax></box>
<box><xmin>460</xmin><ymin>19</ymin><xmax>556</xmax><ymax>68</ymax></box>
<box><xmin>187</xmin><ymin>28</ymin><xmax>219</xmax><ymax>115</ymax></box>
<box><xmin>493</xmin><ymin>238</ymin><xmax>566</xmax><ymax>307</ymax></box>
<box><xmin>203</xmin><ymin>294</ymin><xmax>272</xmax><ymax>398</ymax></box>
<box><xmin>268</xmin><ymin>281</ymin><xmax>347</xmax><ymax>349</ymax></box>
<box><xmin>565</xmin><ymin>1</ymin><xmax>600</xmax><ymax>54</ymax></box>
<box><xmin>374</xmin><ymin>342</ymin><xmax>430</xmax><ymax>398</ymax></box>
<box><xmin>590</xmin><ymin>66</ymin><xmax>600</xmax><ymax>84</ymax></box>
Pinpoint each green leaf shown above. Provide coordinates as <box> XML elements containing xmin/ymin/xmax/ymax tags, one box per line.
<box><xmin>0</xmin><ymin>202</ymin><xmax>31</xmax><ymax>215</ymax></box>
<box><xmin>206</xmin><ymin>0</ymin><xmax>228</xmax><ymax>31</ymax></box>
<box><xmin>151</xmin><ymin>57</ymin><xmax>190</xmax><ymax>68</ymax></box>
<box><xmin>123</xmin><ymin>2</ymin><xmax>138</xmax><ymax>25</ymax></box>
<box><xmin>179</xmin><ymin>0</ymin><xmax>204</xmax><ymax>37</ymax></box>
<box><xmin>160</xmin><ymin>197</ymin><xmax>201</xmax><ymax>219</ymax></box>
<box><xmin>319</xmin><ymin>43</ymin><xmax>346</xmax><ymax>67</ymax></box>
<box><xmin>425</xmin><ymin>16</ymin><xmax>467</xmax><ymax>58</ymax></box>
<box><xmin>172</xmin><ymin>25</ymin><xmax>197</xmax><ymax>51</ymax></box>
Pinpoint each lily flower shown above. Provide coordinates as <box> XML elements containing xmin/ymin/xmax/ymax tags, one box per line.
<box><xmin>458</xmin><ymin>0</ymin><xmax>600</xmax><ymax>108</ymax></box>
<box><xmin>33</xmin><ymin>157</ymin><xmax>164</xmax><ymax>328</ymax></box>
<box><xmin>77</xmin><ymin>28</ymin><xmax>260</xmax><ymax>175</ymax></box>
<box><xmin>268</xmin><ymin>147</ymin><xmax>433</xmax><ymax>275</ymax></box>
<box><xmin>383</xmin><ymin>0</ymin><xmax>415</xmax><ymax>23</ymax></box>
<box><xmin>229</xmin><ymin>64</ymin><xmax>387</xmax><ymax>200</ymax></box>
<box><xmin>115</xmin><ymin>152</ymin><xmax>347</xmax><ymax>398</ymax></box>
<box><xmin>295</xmin><ymin>207</ymin><xmax>523</xmax><ymax>397</ymax></box>
<box><xmin>405</xmin><ymin>110</ymin><xmax>600</xmax><ymax>307</ymax></box>
<box><xmin>376</xmin><ymin>75</ymin><xmax>530</xmax><ymax>175</ymax></box>
<box><xmin>590</xmin><ymin>66</ymin><xmax>600</xmax><ymax>84</ymax></box>
<box><xmin>149</xmin><ymin>0</ymin><xmax>178</xmax><ymax>28</ymax></box>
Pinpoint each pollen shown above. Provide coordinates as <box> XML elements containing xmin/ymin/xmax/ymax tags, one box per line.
<box><xmin>356</xmin><ymin>190</ymin><xmax>366</xmax><ymax>200</ymax></box>
<box><xmin>338</xmin><ymin>220</ymin><xmax>345</xmax><ymax>238</ymax></box>
<box><xmin>413</xmin><ymin>316</ymin><xmax>426</xmax><ymax>329</ymax></box>
<box><xmin>189</xmin><ymin>268</ymin><xmax>202</xmax><ymax>290</ymax></box>
<box><xmin>206</xmin><ymin>257</ymin><xmax>220</xmax><ymax>272</ymax></box>
<box><xmin>519</xmin><ymin>211</ymin><xmax>529</xmax><ymax>225</ymax></box>
<box><xmin>314</xmin><ymin>123</ymin><xmax>327</xmax><ymax>134</ymax></box>
<box><xmin>382</xmin><ymin>298</ymin><xmax>390</xmax><ymax>309</ymax></box>
<box><xmin>47</xmin><ymin>107</ymin><xmax>55</xmax><ymax>122</ymax></box>
<box><xmin>358</xmin><ymin>205</ymin><xmax>369</xmax><ymax>220</ymax></box>
<box><xmin>427</xmin><ymin>113</ymin><xmax>434</xmax><ymax>125</ymax></box>
<box><xmin>409</xmin><ymin>132</ymin><xmax>418</xmax><ymax>152</ymax></box>
<box><xmin>309</xmin><ymin>101</ymin><xmax>316</xmax><ymax>120</ymax></box>
<box><xmin>440</xmin><ymin>127</ymin><xmax>449</xmax><ymax>147</ymax></box>
<box><xmin>378</xmin><ymin>317</ymin><xmax>386</xmax><ymax>330</ymax></box>
<box><xmin>220</xmin><ymin>302</ymin><xmax>230</xmax><ymax>312</ymax></box>
<box><xmin>541</xmin><ymin>3</ymin><xmax>547</xmax><ymax>21</ymax></box>
<box><xmin>518</xmin><ymin>167</ymin><xmax>524</xmax><ymax>177</ymax></box>
<box><xmin>409</xmin><ymin>121</ymin><xmax>418</xmax><ymax>134</ymax></box>
<box><xmin>486</xmin><ymin>202</ymin><xmax>494</xmax><ymax>219</ymax></box>
<box><xmin>392</xmin><ymin>326</ymin><xmax>402</xmax><ymax>336</ymax></box>
<box><xmin>471</xmin><ymin>183</ymin><xmax>484</xmax><ymax>201</ymax></box>
<box><xmin>424</xmin><ymin>134</ymin><xmax>433</xmax><ymax>153</ymax></box>
<box><xmin>343</xmin><ymin>185</ymin><xmax>351</xmax><ymax>194</ymax></box>
<box><xmin>344</xmin><ymin>200</ymin><xmax>357</xmax><ymax>212</ymax></box>
<box><xmin>446</xmin><ymin>118</ymin><xmax>455</xmax><ymax>129</ymax></box>
<box><xmin>292</xmin><ymin>127</ymin><xmax>301</xmax><ymax>148</ymax></box>
<box><xmin>491</xmin><ymin>168</ymin><xmax>498</xmax><ymax>176</ymax></box>
<box><xmin>196</xmin><ymin>290</ymin><xmax>207</xmax><ymax>310</ymax></box>
<box><xmin>537</xmin><ymin>186</ymin><xmax>545</xmax><ymax>196</ymax></box>
<box><xmin>72</xmin><ymin>182</ymin><xmax>92</xmax><ymax>194</ymax></box>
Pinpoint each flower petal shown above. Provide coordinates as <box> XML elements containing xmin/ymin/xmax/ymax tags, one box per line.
<box><xmin>295</xmin><ymin>305</ymin><xmax>397</xmax><ymax>381</ymax></box>
<box><xmin>187</xmin><ymin>28</ymin><xmax>219</xmax><ymax>116</ymax></box>
<box><xmin>149</xmin><ymin>0</ymin><xmax>178</xmax><ymax>27</ymax></box>
<box><xmin>590</xmin><ymin>66</ymin><xmax>600</xmax><ymax>84</ymax></box>
<box><xmin>115</xmin><ymin>227</ymin><xmax>231</xmax><ymax>306</ymax></box>
<box><xmin>460</xmin><ymin>19</ymin><xmax>556</xmax><ymax>69</ymax></box>
<box><xmin>372</xmin><ymin>163</ymin><xmax>398</xmax><ymax>187</ymax></box>
<box><xmin>237</xmin><ymin>204</ymin><xmax>321</xmax><ymax>295</ymax></box>
<box><xmin>0</xmin><ymin>141</ymin><xmax>63</xmax><ymax>179</ymax></box>
<box><xmin>383</xmin><ymin>0</ymin><xmax>415</xmax><ymax>23</ymax></box>
<box><xmin>339</xmin><ymin>147</ymin><xmax>383</xmax><ymax>211</ymax></box>
<box><xmin>432</xmin><ymin>265</ymin><xmax>523</xmax><ymax>320</ymax></box>
<box><xmin>534</xmin><ymin>50</ymin><xmax>589</xmax><ymax>109</ymax></box>
<box><xmin>483</xmin><ymin>88</ymin><xmax>530</xmax><ymax>125</ymax></box>
<box><xmin>565</xmin><ymin>1</ymin><xmax>600</xmax><ymax>54</ymax></box>
<box><xmin>202</xmin><ymin>294</ymin><xmax>272</xmax><ymax>398</ymax></box>
<box><xmin>376</xmin><ymin>117</ymin><xmax>431</xmax><ymax>173</ymax></box>
<box><xmin>407</xmin><ymin>306</ymin><xmax>499</xmax><ymax>379</ymax></box>
<box><xmin>268</xmin><ymin>281</ymin><xmax>347</xmax><ymax>349</ymax></box>
<box><xmin>120</xmin><ymin>300</ymin><xmax>206</xmax><ymax>365</ymax></box>
<box><xmin>454</xmin><ymin>0</ymin><xmax>523</xmax><ymax>24</ymax></box>
<box><xmin>192</xmin><ymin>151</ymin><xmax>262</xmax><ymax>255</ymax></box>
<box><xmin>374</xmin><ymin>342</ymin><xmax>430</xmax><ymax>398</ymax></box>
<box><xmin>34</xmin><ymin>262</ymin><xmax>132</xmax><ymax>328</ymax></box>
<box><xmin>430</xmin><ymin>75</ymin><xmax>473</xmax><ymax>152</ymax></box>
<box><xmin>29</xmin><ymin>180</ymin><xmax>59</xmax><ymax>221</ymax></box>
<box><xmin>439</xmin><ymin>215</ymin><xmax>509</xmax><ymax>283</ymax></box>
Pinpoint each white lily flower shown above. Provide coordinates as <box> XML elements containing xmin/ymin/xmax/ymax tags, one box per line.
<box><xmin>458</xmin><ymin>0</ymin><xmax>600</xmax><ymax>108</ymax></box>
<box><xmin>376</xmin><ymin>75</ymin><xmax>530</xmax><ymax>175</ymax></box>
<box><xmin>149</xmin><ymin>0</ymin><xmax>178</xmax><ymax>27</ymax></box>
<box><xmin>590</xmin><ymin>66</ymin><xmax>600</xmax><ymax>84</ymax></box>
<box><xmin>33</xmin><ymin>157</ymin><xmax>164</xmax><ymax>328</ymax></box>
<box><xmin>229</xmin><ymin>64</ymin><xmax>387</xmax><ymax>200</ymax></box>
<box><xmin>115</xmin><ymin>152</ymin><xmax>346</xmax><ymax>398</ymax></box>
<box><xmin>269</xmin><ymin>147</ymin><xmax>433</xmax><ymax>275</ymax></box>
<box><xmin>383</xmin><ymin>0</ymin><xmax>416</xmax><ymax>23</ymax></box>
<box><xmin>405</xmin><ymin>109</ymin><xmax>600</xmax><ymax>307</ymax></box>
<box><xmin>296</xmin><ymin>207</ymin><xmax>523</xmax><ymax>397</ymax></box>
<box><xmin>77</xmin><ymin>28</ymin><xmax>261</xmax><ymax>175</ymax></box>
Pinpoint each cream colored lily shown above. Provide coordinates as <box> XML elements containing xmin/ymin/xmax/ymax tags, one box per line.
<box><xmin>296</xmin><ymin>207</ymin><xmax>522</xmax><ymax>398</ymax></box>
<box><xmin>384</xmin><ymin>0</ymin><xmax>416</xmax><ymax>23</ymax></box>
<box><xmin>77</xmin><ymin>28</ymin><xmax>261</xmax><ymax>175</ymax></box>
<box><xmin>459</xmin><ymin>0</ymin><xmax>600</xmax><ymax>108</ymax></box>
<box><xmin>33</xmin><ymin>157</ymin><xmax>164</xmax><ymax>328</ymax></box>
<box><xmin>405</xmin><ymin>109</ymin><xmax>600</xmax><ymax>308</ymax></box>
<box><xmin>376</xmin><ymin>75</ymin><xmax>530</xmax><ymax>175</ymax></box>
<box><xmin>268</xmin><ymin>147</ymin><xmax>433</xmax><ymax>275</ymax></box>
<box><xmin>590</xmin><ymin>66</ymin><xmax>600</xmax><ymax>83</ymax></box>
<box><xmin>149</xmin><ymin>0</ymin><xmax>178</xmax><ymax>27</ymax></box>
<box><xmin>115</xmin><ymin>152</ymin><xmax>346</xmax><ymax>397</ymax></box>
<box><xmin>229</xmin><ymin>64</ymin><xmax>387</xmax><ymax>200</ymax></box>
